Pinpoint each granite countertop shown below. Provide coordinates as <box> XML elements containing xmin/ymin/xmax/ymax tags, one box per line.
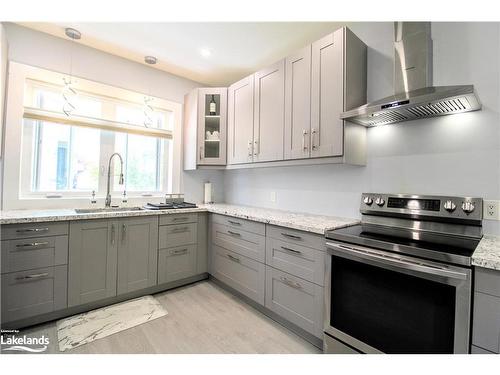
<box><xmin>0</xmin><ymin>203</ymin><xmax>359</xmax><ymax>235</ymax></box>
<box><xmin>472</xmin><ymin>235</ymin><xmax>500</xmax><ymax>271</ymax></box>
<box><xmin>201</xmin><ymin>203</ymin><xmax>359</xmax><ymax>234</ymax></box>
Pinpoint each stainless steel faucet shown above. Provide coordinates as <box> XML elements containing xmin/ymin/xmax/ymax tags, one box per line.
<box><xmin>105</xmin><ymin>152</ymin><xmax>125</xmax><ymax>208</ymax></box>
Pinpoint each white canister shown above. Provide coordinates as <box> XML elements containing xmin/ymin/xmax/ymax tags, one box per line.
<box><xmin>204</xmin><ymin>182</ymin><xmax>213</xmax><ymax>204</ymax></box>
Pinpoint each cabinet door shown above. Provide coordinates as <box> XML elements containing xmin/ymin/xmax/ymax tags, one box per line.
<box><xmin>158</xmin><ymin>245</ymin><xmax>197</xmax><ymax>284</ymax></box>
<box><xmin>197</xmin><ymin>87</ymin><xmax>227</xmax><ymax>166</ymax></box>
<box><xmin>228</xmin><ymin>75</ymin><xmax>254</xmax><ymax>164</ymax></box>
<box><xmin>284</xmin><ymin>45</ymin><xmax>312</xmax><ymax>160</ymax></box>
<box><xmin>117</xmin><ymin>216</ymin><xmax>158</xmax><ymax>295</ymax></box>
<box><xmin>311</xmin><ymin>30</ymin><xmax>344</xmax><ymax>157</ymax></box>
<box><xmin>253</xmin><ymin>60</ymin><xmax>285</xmax><ymax>162</ymax></box>
<box><xmin>68</xmin><ymin>220</ymin><xmax>117</xmax><ymax>307</ymax></box>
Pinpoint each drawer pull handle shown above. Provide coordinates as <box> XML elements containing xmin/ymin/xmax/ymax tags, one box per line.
<box><xmin>16</xmin><ymin>272</ymin><xmax>50</xmax><ymax>281</ymax></box>
<box><xmin>227</xmin><ymin>230</ymin><xmax>241</xmax><ymax>237</ymax></box>
<box><xmin>227</xmin><ymin>254</ymin><xmax>241</xmax><ymax>263</ymax></box>
<box><xmin>280</xmin><ymin>276</ymin><xmax>302</xmax><ymax>289</ymax></box>
<box><xmin>228</xmin><ymin>220</ymin><xmax>241</xmax><ymax>226</ymax></box>
<box><xmin>170</xmin><ymin>227</ymin><xmax>189</xmax><ymax>233</ymax></box>
<box><xmin>173</xmin><ymin>217</ymin><xmax>189</xmax><ymax>221</ymax></box>
<box><xmin>280</xmin><ymin>246</ymin><xmax>302</xmax><ymax>255</ymax></box>
<box><xmin>15</xmin><ymin>241</ymin><xmax>49</xmax><ymax>249</ymax></box>
<box><xmin>171</xmin><ymin>248</ymin><xmax>188</xmax><ymax>255</ymax></box>
<box><xmin>281</xmin><ymin>233</ymin><xmax>302</xmax><ymax>240</ymax></box>
<box><xmin>16</xmin><ymin>227</ymin><xmax>49</xmax><ymax>233</ymax></box>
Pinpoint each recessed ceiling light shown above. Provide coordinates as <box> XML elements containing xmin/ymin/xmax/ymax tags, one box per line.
<box><xmin>200</xmin><ymin>48</ymin><xmax>211</xmax><ymax>58</ymax></box>
<box><xmin>65</xmin><ymin>28</ymin><xmax>81</xmax><ymax>40</ymax></box>
<box><xmin>144</xmin><ymin>56</ymin><xmax>157</xmax><ymax>65</ymax></box>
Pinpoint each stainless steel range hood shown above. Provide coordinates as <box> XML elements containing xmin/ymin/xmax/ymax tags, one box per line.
<box><xmin>341</xmin><ymin>22</ymin><xmax>481</xmax><ymax>127</ymax></box>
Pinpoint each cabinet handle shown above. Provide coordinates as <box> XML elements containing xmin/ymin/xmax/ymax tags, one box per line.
<box><xmin>16</xmin><ymin>227</ymin><xmax>49</xmax><ymax>233</ymax></box>
<box><xmin>111</xmin><ymin>224</ymin><xmax>116</xmax><ymax>245</ymax></box>
<box><xmin>247</xmin><ymin>140</ymin><xmax>253</xmax><ymax>157</ymax></box>
<box><xmin>280</xmin><ymin>246</ymin><xmax>302</xmax><ymax>255</ymax></box>
<box><xmin>311</xmin><ymin>128</ymin><xmax>317</xmax><ymax>150</ymax></box>
<box><xmin>227</xmin><ymin>220</ymin><xmax>241</xmax><ymax>226</ymax></box>
<box><xmin>280</xmin><ymin>276</ymin><xmax>302</xmax><ymax>289</ymax></box>
<box><xmin>122</xmin><ymin>224</ymin><xmax>126</xmax><ymax>243</ymax></box>
<box><xmin>227</xmin><ymin>230</ymin><xmax>241</xmax><ymax>237</ymax></box>
<box><xmin>302</xmin><ymin>129</ymin><xmax>308</xmax><ymax>151</ymax></box>
<box><xmin>170</xmin><ymin>226</ymin><xmax>189</xmax><ymax>233</ymax></box>
<box><xmin>253</xmin><ymin>140</ymin><xmax>259</xmax><ymax>156</ymax></box>
<box><xmin>199</xmin><ymin>146</ymin><xmax>203</xmax><ymax>160</ymax></box>
<box><xmin>16</xmin><ymin>272</ymin><xmax>50</xmax><ymax>281</ymax></box>
<box><xmin>227</xmin><ymin>254</ymin><xmax>241</xmax><ymax>263</ymax></box>
<box><xmin>15</xmin><ymin>241</ymin><xmax>49</xmax><ymax>249</ymax></box>
<box><xmin>171</xmin><ymin>248</ymin><xmax>188</xmax><ymax>255</ymax></box>
<box><xmin>281</xmin><ymin>232</ymin><xmax>302</xmax><ymax>240</ymax></box>
<box><xmin>173</xmin><ymin>217</ymin><xmax>189</xmax><ymax>222</ymax></box>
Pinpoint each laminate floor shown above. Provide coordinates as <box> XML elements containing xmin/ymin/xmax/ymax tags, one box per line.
<box><xmin>4</xmin><ymin>281</ymin><xmax>321</xmax><ymax>354</ymax></box>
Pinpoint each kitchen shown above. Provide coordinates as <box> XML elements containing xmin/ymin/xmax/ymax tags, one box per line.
<box><xmin>1</xmin><ymin>1</ymin><xmax>499</xmax><ymax>373</ymax></box>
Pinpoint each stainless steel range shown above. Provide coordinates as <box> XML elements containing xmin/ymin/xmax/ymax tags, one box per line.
<box><xmin>324</xmin><ymin>193</ymin><xmax>483</xmax><ymax>354</ymax></box>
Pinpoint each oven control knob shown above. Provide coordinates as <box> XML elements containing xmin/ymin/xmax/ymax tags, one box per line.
<box><xmin>443</xmin><ymin>200</ymin><xmax>456</xmax><ymax>213</ymax></box>
<box><xmin>375</xmin><ymin>197</ymin><xmax>385</xmax><ymax>206</ymax></box>
<box><xmin>363</xmin><ymin>196</ymin><xmax>373</xmax><ymax>206</ymax></box>
<box><xmin>462</xmin><ymin>201</ymin><xmax>475</xmax><ymax>214</ymax></box>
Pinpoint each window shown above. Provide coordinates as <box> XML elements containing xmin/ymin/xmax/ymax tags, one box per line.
<box><xmin>18</xmin><ymin>74</ymin><xmax>176</xmax><ymax>200</ymax></box>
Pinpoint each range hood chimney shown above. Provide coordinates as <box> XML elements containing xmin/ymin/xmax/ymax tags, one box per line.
<box><xmin>341</xmin><ymin>22</ymin><xmax>481</xmax><ymax>126</ymax></box>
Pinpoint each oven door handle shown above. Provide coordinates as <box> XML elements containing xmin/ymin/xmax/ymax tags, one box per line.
<box><xmin>326</xmin><ymin>242</ymin><xmax>468</xmax><ymax>281</ymax></box>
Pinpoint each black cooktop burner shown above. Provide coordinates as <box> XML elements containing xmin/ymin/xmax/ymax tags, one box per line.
<box><xmin>326</xmin><ymin>224</ymin><xmax>480</xmax><ymax>266</ymax></box>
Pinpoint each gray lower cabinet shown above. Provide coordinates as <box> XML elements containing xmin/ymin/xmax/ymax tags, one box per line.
<box><xmin>68</xmin><ymin>219</ymin><xmax>118</xmax><ymax>306</ymax></box>
<box><xmin>265</xmin><ymin>266</ymin><xmax>323</xmax><ymax>338</ymax></box>
<box><xmin>1</xmin><ymin>265</ymin><xmax>67</xmax><ymax>323</ymax></box>
<box><xmin>212</xmin><ymin>245</ymin><xmax>265</xmax><ymax>304</ymax></box>
<box><xmin>158</xmin><ymin>245</ymin><xmax>197</xmax><ymax>284</ymax></box>
<box><xmin>117</xmin><ymin>216</ymin><xmax>158</xmax><ymax>295</ymax></box>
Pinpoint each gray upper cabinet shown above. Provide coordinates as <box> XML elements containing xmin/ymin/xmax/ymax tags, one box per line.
<box><xmin>117</xmin><ymin>216</ymin><xmax>158</xmax><ymax>295</ymax></box>
<box><xmin>284</xmin><ymin>45</ymin><xmax>312</xmax><ymax>160</ymax></box>
<box><xmin>184</xmin><ymin>87</ymin><xmax>228</xmax><ymax>169</ymax></box>
<box><xmin>228</xmin><ymin>74</ymin><xmax>255</xmax><ymax>165</ymax></box>
<box><xmin>253</xmin><ymin>59</ymin><xmax>285</xmax><ymax>162</ymax></box>
<box><xmin>68</xmin><ymin>219</ymin><xmax>118</xmax><ymax>307</ymax></box>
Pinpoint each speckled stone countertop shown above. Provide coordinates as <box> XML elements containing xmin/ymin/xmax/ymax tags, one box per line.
<box><xmin>201</xmin><ymin>203</ymin><xmax>359</xmax><ymax>234</ymax></box>
<box><xmin>0</xmin><ymin>207</ymin><xmax>208</xmax><ymax>225</ymax></box>
<box><xmin>0</xmin><ymin>203</ymin><xmax>359</xmax><ymax>235</ymax></box>
<box><xmin>472</xmin><ymin>235</ymin><xmax>500</xmax><ymax>271</ymax></box>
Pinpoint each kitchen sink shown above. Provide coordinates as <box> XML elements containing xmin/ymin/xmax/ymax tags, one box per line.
<box><xmin>75</xmin><ymin>207</ymin><xmax>144</xmax><ymax>214</ymax></box>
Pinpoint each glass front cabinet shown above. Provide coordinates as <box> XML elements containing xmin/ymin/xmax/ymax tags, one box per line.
<box><xmin>183</xmin><ymin>87</ymin><xmax>227</xmax><ymax>169</ymax></box>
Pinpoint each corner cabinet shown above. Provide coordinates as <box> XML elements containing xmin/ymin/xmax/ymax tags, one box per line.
<box><xmin>184</xmin><ymin>87</ymin><xmax>228</xmax><ymax>169</ymax></box>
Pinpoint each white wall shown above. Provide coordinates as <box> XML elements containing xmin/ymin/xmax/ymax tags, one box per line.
<box><xmin>0</xmin><ymin>23</ymin><xmax>8</xmax><ymax>209</ymax></box>
<box><xmin>1</xmin><ymin>23</ymin><xmax>224</xmax><ymax>205</ymax></box>
<box><xmin>224</xmin><ymin>22</ymin><xmax>500</xmax><ymax>235</ymax></box>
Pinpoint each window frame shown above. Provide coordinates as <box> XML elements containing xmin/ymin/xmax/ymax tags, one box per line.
<box><xmin>3</xmin><ymin>62</ymin><xmax>183</xmax><ymax>210</ymax></box>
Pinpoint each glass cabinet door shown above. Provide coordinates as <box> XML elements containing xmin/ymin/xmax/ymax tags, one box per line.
<box><xmin>197</xmin><ymin>88</ymin><xmax>227</xmax><ymax>165</ymax></box>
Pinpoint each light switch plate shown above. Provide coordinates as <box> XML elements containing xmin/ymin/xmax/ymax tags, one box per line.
<box><xmin>483</xmin><ymin>200</ymin><xmax>500</xmax><ymax>220</ymax></box>
<box><xmin>270</xmin><ymin>191</ymin><xmax>277</xmax><ymax>203</ymax></box>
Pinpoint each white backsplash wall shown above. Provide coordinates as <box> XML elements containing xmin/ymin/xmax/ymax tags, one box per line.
<box><xmin>224</xmin><ymin>22</ymin><xmax>500</xmax><ymax>235</ymax></box>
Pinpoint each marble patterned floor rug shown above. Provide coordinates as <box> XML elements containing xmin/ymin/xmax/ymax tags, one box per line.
<box><xmin>56</xmin><ymin>295</ymin><xmax>168</xmax><ymax>352</ymax></box>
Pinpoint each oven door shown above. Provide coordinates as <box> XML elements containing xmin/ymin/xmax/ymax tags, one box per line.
<box><xmin>324</xmin><ymin>241</ymin><xmax>472</xmax><ymax>354</ymax></box>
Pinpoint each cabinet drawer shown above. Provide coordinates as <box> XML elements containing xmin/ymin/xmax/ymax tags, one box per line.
<box><xmin>1</xmin><ymin>222</ymin><xmax>69</xmax><ymax>240</ymax></box>
<box><xmin>159</xmin><ymin>223</ymin><xmax>197</xmax><ymax>249</ymax></box>
<box><xmin>212</xmin><ymin>223</ymin><xmax>265</xmax><ymax>262</ymax></box>
<box><xmin>158</xmin><ymin>245</ymin><xmax>197</xmax><ymax>284</ymax></box>
<box><xmin>1</xmin><ymin>236</ymin><xmax>68</xmax><ymax>274</ymax></box>
<box><xmin>475</xmin><ymin>267</ymin><xmax>500</xmax><ymax>297</ymax></box>
<box><xmin>266</xmin><ymin>237</ymin><xmax>325</xmax><ymax>285</ymax></box>
<box><xmin>212</xmin><ymin>214</ymin><xmax>265</xmax><ymax>235</ymax></box>
<box><xmin>472</xmin><ymin>291</ymin><xmax>500</xmax><ymax>353</ymax></box>
<box><xmin>265</xmin><ymin>266</ymin><xmax>323</xmax><ymax>338</ymax></box>
<box><xmin>1</xmin><ymin>265</ymin><xmax>67</xmax><ymax>323</ymax></box>
<box><xmin>267</xmin><ymin>225</ymin><xmax>325</xmax><ymax>251</ymax></box>
<box><xmin>212</xmin><ymin>245</ymin><xmax>265</xmax><ymax>304</ymax></box>
<box><xmin>159</xmin><ymin>213</ymin><xmax>198</xmax><ymax>225</ymax></box>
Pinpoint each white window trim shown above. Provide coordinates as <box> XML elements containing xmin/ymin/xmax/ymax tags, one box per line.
<box><xmin>3</xmin><ymin>61</ymin><xmax>183</xmax><ymax>210</ymax></box>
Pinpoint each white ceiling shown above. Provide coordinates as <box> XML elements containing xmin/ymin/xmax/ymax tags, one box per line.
<box><xmin>18</xmin><ymin>22</ymin><xmax>346</xmax><ymax>86</ymax></box>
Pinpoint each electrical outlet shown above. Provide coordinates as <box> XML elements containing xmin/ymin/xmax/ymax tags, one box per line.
<box><xmin>270</xmin><ymin>191</ymin><xmax>277</xmax><ymax>203</ymax></box>
<box><xmin>484</xmin><ymin>200</ymin><xmax>500</xmax><ymax>220</ymax></box>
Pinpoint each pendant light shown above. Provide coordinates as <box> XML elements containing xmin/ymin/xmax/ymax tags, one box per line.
<box><xmin>63</xmin><ymin>27</ymin><xmax>81</xmax><ymax>116</ymax></box>
<box><xmin>143</xmin><ymin>56</ymin><xmax>157</xmax><ymax>128</ymax></box>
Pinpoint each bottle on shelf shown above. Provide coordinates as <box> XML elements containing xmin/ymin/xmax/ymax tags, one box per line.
<box><xmin>209</xmin><ymin>95</ymin><xmax>217</xmax><ymax>115</ymax></box>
